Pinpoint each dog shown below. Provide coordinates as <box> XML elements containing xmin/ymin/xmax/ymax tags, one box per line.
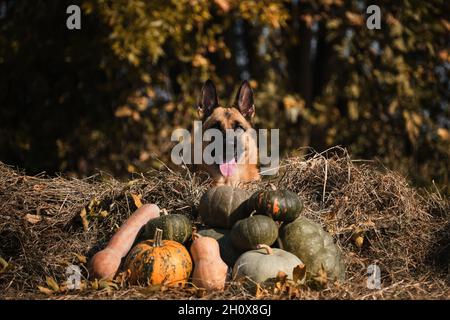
<box><xmin>195</xmin><ymin>80</ymin><xmax>260</xmax><ymax>186</ymax></box>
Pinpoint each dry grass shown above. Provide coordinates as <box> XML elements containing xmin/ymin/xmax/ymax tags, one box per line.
<box><xmin>1</xmin><ymin>147</ymin><xmax>449</xmax><ymax>299</ymax></box>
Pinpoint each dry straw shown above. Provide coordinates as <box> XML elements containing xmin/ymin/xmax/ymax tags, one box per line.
<box><xmin>1</xmin><ymin>147</ymin><xmax>449</xmax><ymax>299</ymax></box>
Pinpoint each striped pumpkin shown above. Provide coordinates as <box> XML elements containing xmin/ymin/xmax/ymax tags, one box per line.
<box><xmin>143</xmin><ymin>212</ymin><xmax>192</xmax><ymax>244</ymax></box>
<box><xmin>123</xmin><ymin>228</ymin><xmax>192</xmax><ymax>286</ymax></box>
<box><xmin>248</xmin><ymin>190</ymin><xmax>303</xmax><ymax>222</ymax></box>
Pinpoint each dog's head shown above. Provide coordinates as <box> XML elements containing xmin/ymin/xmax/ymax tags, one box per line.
<box><xmin>197</xmin><ymin>80</ymin><xmax>258</xmax><ymax>181</ymax></box>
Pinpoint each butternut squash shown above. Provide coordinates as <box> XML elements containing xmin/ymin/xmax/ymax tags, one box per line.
<box><xmin>89</xmin><ymin>204</ymin><xmax>160</xmax><ymax>280</ymax></box>
<box><xmin>190</xmin><ymin>232</ymin><xmax>228</xmax><ymax>291</ymax></box>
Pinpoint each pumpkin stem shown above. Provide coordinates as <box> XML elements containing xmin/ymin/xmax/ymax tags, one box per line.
<box><xmin>192</xmin><ymin>232</ymin><xmax>202</xmax><ymax>241</ymax></box>
<box><xmin>153</xmin><ymin>228</ymin><xmax>163</xmax><ymax>247</ymax></box>
<box><xmin>256</xmin><ymin>244</ymin><xmax>273</xmax><ymax>255</ymax></box>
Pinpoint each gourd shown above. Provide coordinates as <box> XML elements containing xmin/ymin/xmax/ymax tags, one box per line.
<box><xmin>90</xmin><ymin>204</ymin><xmax>160</xmax><ymax>280</ymax></box>
<box><xmin>230</xmin><ymin>215</ymin><xmax>278</xmax><ymax>251</ymax></box>
<box><xmin>232</xmin><ymin>244</ymin><xmax>303</xmax><ymax>285</ymax></box>
<box><xmin>198</xmin><ymin>228</ymin><xmax>241</xmax><ymax>267</ymax></box>
<box><xmin>143</xmin><ymin>210</ymin><xmax>192</xmax><ymax>244</ymax></box>
<box><xmin>279</xmin><ymin>217</ymin><xmax>345</xmax><ymax>281</ymax></box>
<box><xmin>248</xmin><ymin>189</ymin><xmax>303</xmax><ymax>222</ymax></box>
<box><xmin>190</xmin><ymin>233</ymin><xmax>228</xmax><ymax>291</ymax></box>
<box><xmin>123</xmin><ymin>228</ymin><xmax>192</xmax><ymax>286</ymax></box>
<box><xmin>199</xmin><ymin>186</ymin><xmax>251</xmax><ymax>228</ymax></box>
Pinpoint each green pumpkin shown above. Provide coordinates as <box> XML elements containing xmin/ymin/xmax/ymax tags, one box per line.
<box><xmin>232</xmin><ymin>244</ymin><xmax>303</xmax><ymax>286</ymax></box>
<box><xmin>143</xmin><ymin>213</ymin><xmax>192</xmax><ymax>244</ymax></box>
<box><xmin>198</xmin><ymin>228</ymin><xmax>241</xmax><ymax>267</ymax></box>
<box><xmin>280</xmin><ymin>217</ymin><xmax>345</xmax><ymax>281</ymax></box>
<box><xmin>199</xmin><ymin>186</ymin><xmax>251</xmax><ymax>228</ymax></box>
<box><xmin>231</xmin><ymin>215</ymin><xmax>278</xmax><ymax>252</ymax></box>
<box><xmin>248</xmin><ymin>189</ymin><xmax>303</xmax><ymax>222</ymax></box>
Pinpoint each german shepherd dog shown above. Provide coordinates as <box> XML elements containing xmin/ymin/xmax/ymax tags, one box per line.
<box><xmin>196</xmin><ymin>80</ymin><xmax>260</xmax><ymax>186</ymax></box>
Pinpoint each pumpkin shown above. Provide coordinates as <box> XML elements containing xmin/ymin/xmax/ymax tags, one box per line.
<box><xmin>279</xmin><ymin>217</ymin><xmax>345</xmax><ymax>281</ymax></box>
<box><xmin>198</xmin><ymin>228</ymin><xmax>241</xmax><ymax>267</ymax></box>
<box><xmin>143</xmin><ymin>211</ymin><xmax>192</xmax><ymax>244</ymax></box>
<box><xmin>248</xmin><ymin>189</ymin><xmax>303</xmax><ymax>222</ymax></box>
<box><xmin>199</xmin><ymin>186</ymin><xmax>251</xmax><ymax>228</ymax></box>
<box><xmin>90</xmin><ymin>204</ymin><xmax>160</xmax><ymax>280</ymax></box>
<box><xmin>190</xmin><ymin>233</ymin><xmax>228</xmax><ymax>291</ymax></box>
<box><xmin>123</xmin><ymin>228</ymin><xmax>192</xmax><ymax>286</ymax></box>
<box><xmin>232</xmin><ymin>244</ymin><xmax>303</xmax><ymax>285</ymax></box>
<box><xmin>230</xmin><ymin>215</ymin><xmax>278</xmax><ymax>251</ymax></box>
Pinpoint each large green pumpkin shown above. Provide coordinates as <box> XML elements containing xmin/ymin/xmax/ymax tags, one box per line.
<box><xmin>199</xmin><ymin>186</ymin><xmax>251</xmax><ymax>228</ymax></box>
<box><xmin>279</xmin><ymin>217</ymin><xmax>345</xmax><ymax>281</ymax></box>
<box><xmin>198</xmin><ymin>228</ymin><xmax>241</xmax><ymax>267</ymax></box>
<box><xmin>230</xmin><ymin>215</ymin><xmax>278</xmax><ymax>251</ymax></box>
<box><xmin>248</xmin><ymin>190</ymin><xmax>303</xmax><ymax>222</ymax></box>
<box><xmin>143</xmin><ymin>213</ymin><xmax>192</xmax><ymax>244</ymax></box>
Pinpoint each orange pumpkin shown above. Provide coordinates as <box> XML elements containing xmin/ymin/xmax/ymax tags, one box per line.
<box><xmin>190</xmin><ymin>232</ymin><xmax>228</xmax><ymax>291</ymax></box>
<box><xmin>123</xmin><ymin>228</ymin><xmax>192</xmax><ymax>286</ymax></box>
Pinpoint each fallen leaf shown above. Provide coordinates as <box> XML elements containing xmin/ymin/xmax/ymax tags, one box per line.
<box><xmin>352</xmin><ymin>228</ymin><xmax>365</xmax><ymax>249</ymax></box>
<box><xmin>354</xmin><ymin>235</ymin><xmax>364</xmax><ymax>248</ymax></box>
<box><xmin>46</xmin><ymin>276</ymin><xmax>60</xmax><ymax>292</ymax></box>
<box><xmin>255</xmin><ymin>283</ymin><xmax>264</xmax><ymax>298</ymax></box>
<box><xmin>115</xmin><ymin>270</ymin><xmax>130</xmax><ymax>287</ymax></box>
<box><xmin>0</xmin><ymin>256</ymin><xmax>8</xmax><ymax>273</ymax></box>
<box><xmin>88</xmin><ymin>198</ymin><xmax>100</xmax><ymax>214</ymax></box>
<box><xmin>293</xmin><ymin>263</ymin><xmax>307</xmax><ymax>284</ymax></box>
<box><xmin>313</xmin><ymin>265</ymin><xmax>328</xmax><ymax>287</ymax></box>
<box><xmin>25</xmin><ymin>214</ymin><xmax>42</xmax><ymax>224</ymax></box>
<box><xmin>37</xmin><ymin>286</ymin><xmax>54</xmax><ymax>295</ymax></box>
<box><xmin>91</xmin><ymin>279</ymin><xmax>99</xmax><ymax>290</ymax></box>
<box><xmin>130</xmin><ymin>193</ymin><xmax>143</xmax><ymax>208</ymax></box>
<box><xmin>99</xmin><ymin>210</ymin><xmax>109</xmax><ymax>218</ymax></box>
<box><xmin>74</xmin><ymin>253</ymin><xmax>87</xmax><ymax>264</ymax></box>
<box><xmin>99</xmin><ymin>279</ymin><xmax>119</xmax><ymax>290</ymax></box>
<box><xmin>80</xmin><ymin>208</ymin><xmax>89</xmax><ymax>231</ymax></box>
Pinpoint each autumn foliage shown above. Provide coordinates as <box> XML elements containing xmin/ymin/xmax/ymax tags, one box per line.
<box><xmin>0</xmin><ymin>0</ymin><xmax>448</xmax><ymax>194</ymax></box>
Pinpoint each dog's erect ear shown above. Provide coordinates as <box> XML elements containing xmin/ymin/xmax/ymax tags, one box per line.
<box><xmin>198</xmin><ymin>80</ymin><xmax>219</xmax><ymax>120</ymax></box>
<box><xmin>234</xmin><ymin>80</ymin><xmax>255</xmax><ymax>119</ymax></box>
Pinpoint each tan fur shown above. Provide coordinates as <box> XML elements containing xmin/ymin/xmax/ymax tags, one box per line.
<box><xmin>197</xmin><ymin>107</ymin><xmax>260</xmax><ymax>187</ymax></box>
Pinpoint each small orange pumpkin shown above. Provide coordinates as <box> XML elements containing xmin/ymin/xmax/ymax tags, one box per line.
<box><xmin>190</xmin><ymin>232</ymin><xmax>228</xmax><ymax>291</ymax></box>
<box><xmin>123</xmin><ymin>228</ymin><xmax>192</xmax><ymax>286</ymax></box>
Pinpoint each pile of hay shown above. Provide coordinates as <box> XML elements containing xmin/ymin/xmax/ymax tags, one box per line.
<box><xmin>1</xmin><ymin>147</ymin><xmax>449</xmax><ymax>299</ymax></box>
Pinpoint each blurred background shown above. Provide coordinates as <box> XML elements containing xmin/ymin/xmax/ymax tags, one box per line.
<box><xmin>0</xmin><ymin>0</ymin><xmax>448</xmax><ymax>194</ymax></box>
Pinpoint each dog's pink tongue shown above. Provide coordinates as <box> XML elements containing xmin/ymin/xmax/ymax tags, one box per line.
<box><xmin>219</xmin><ymin>158</ymin><xmax>237</xmax><ymax>177</ymax></box>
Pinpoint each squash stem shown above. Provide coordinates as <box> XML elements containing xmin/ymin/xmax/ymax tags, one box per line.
<box><xmin>256</xmin><ymin>244</ymin><xmax>273</xmax><ymax>255</ymax></box>
<box><xmin>153</xmin><ymin>228</ymin><xmax>163</xmax><ymax>247</ymax></box>
<box><xmin>192</xmin><ymin>232</ymin><xmax>202</xmax><ymax>241</ymax></box>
